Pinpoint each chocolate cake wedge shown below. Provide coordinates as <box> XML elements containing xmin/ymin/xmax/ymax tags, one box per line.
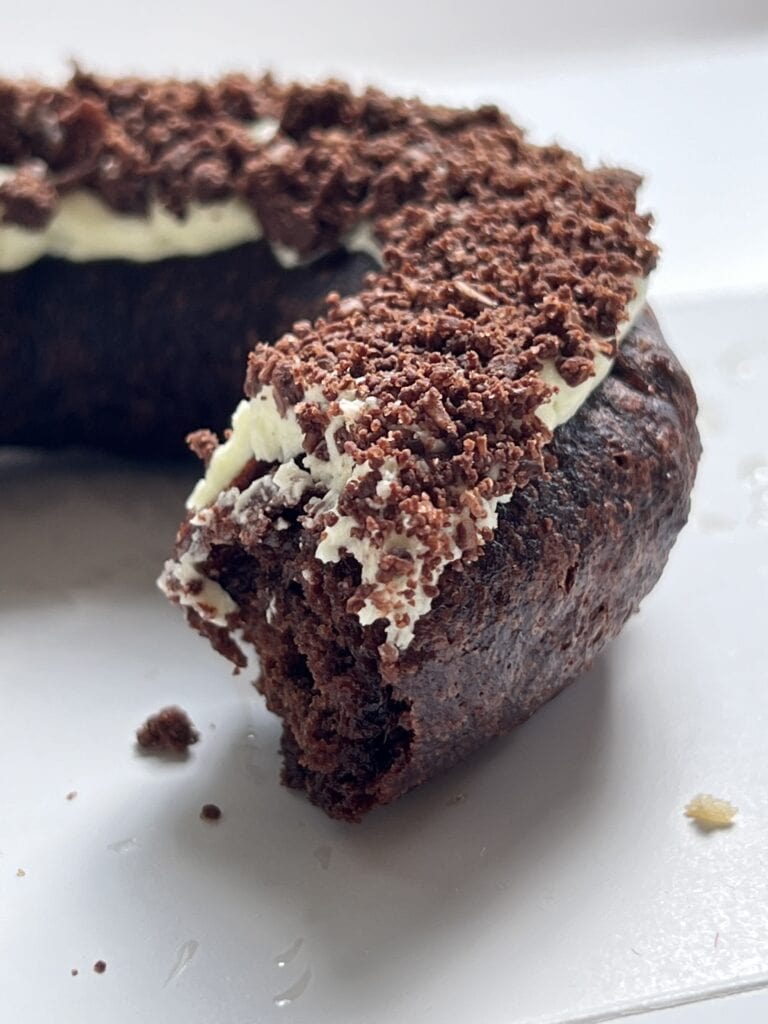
<box><xmin>158</xmin><ymin>89</ymin><xmax>700</xmax><ymax>820</ymax></box>
<box><xmin>163</xmin><ymin>310</ymin><xmax>697</xmax><ymax>821</ymax></box>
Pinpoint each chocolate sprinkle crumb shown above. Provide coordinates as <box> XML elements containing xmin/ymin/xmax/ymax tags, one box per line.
<box><xmin>70</xmin><ymin>969</ymin><xmax>78</xmax><ymax>977</ymax></box>
<box><xmin>186</xmin><ymin>429</ymin><xmax>220</xmax><ymax>466</ymax></box>
<box><xmin>136</xmin><ymin>706</ymin><xmax>200</xmax><ymax>754</ymax></box>
<box><xmin>93</xmin><ymin>960</ymin><xmax>107</xmax><ymax>974</ymax></box>
<box><xmin>66</xmin><ymin>790</ymin><xmax>77</xmax><ymax>801</ymax></box>
<box><xmin>200</xmin><ymin>803</ymin><xmax>222</xmax><ymax>822</ymax></box>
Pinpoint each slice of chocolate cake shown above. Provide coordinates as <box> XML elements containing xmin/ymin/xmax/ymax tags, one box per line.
<box><xmin>156</xmin><ymin>85</ymin><xmax>700</xmax><ymax>820</ymax></box>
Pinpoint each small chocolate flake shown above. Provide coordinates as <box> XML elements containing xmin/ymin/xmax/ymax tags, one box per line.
<box><xmin>71</xmin><ymin>969</ymin><xmax>79</xmax><ymax>977</ymax></box>
<box><xmin>66</xmin><ymin>790</ymin><xmax>77</xmax><ymax>801</ymax></box>
<box><xmin>93</xmin><ymin>960</ymin><xmax>107</xmax><ymax>974</ymax></box>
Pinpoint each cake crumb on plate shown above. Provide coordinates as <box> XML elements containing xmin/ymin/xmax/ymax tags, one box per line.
<box><xmin>136</xmin><ymin>706</ymin><xmax>199</xmax><ymax>755</ymax></box>
<box><xmin>685</xmin><ymin>794</ymin><xmax>738</xmax><ymax>828</ymax></box>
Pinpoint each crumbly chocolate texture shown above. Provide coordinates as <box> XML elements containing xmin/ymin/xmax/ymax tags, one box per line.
<box><xmin>136</xmin><ymin>706</ymin><xmax>200</xmax><ymax>753</ymax></box>
<box><xmin>175</xmin><ymin>310</ymin><xmax>700</xmax><ymax>820</ymax></box>
<box><xmin>1</xmin><ymin>73</ymin><xmax>654</xmax><ymax>349</ymax></box>
<box><xmin>1</xmin><ymin>71</ymin><xmax>653</xmax><ymax>277</ymax></box>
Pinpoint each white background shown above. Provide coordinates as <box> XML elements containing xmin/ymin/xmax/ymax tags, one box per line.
<box><xmin>1</xmin><ymin>3</ymin><xmax>767</xmax><ymax>1022</ymax></box>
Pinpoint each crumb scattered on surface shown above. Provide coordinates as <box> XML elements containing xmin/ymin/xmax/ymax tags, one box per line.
<box><xmin>71</xmin><ymin>968</ymin><xmax>78</xmax><ymax>977</ymax></box>
<box><xmin>66</xmin><ymin>790</ymin><xmax>77</xmax><ymax>801</ymax></box>
<box><xmin>93</xmin><ymin>960</ymin><xmax>107</xmax><ymax>974</ymax></box>
<box><xmin>200</xmin><ymin>803</ymin><xmax>222</xmax><ymax>822</ymax></box>
<box><xmin>136</xmin><ymin>706</ymin><xmax>200</xmax><ymax>754</ymax></box>
<box><xmin>16</xmin><ymin>868</ymin><xmax>25</xmax><ymax>877</ymax></box>
<box><xmin>685</xmin><ymin>794</ymin><xmax>738</xmax><ymax>828</ymax></box>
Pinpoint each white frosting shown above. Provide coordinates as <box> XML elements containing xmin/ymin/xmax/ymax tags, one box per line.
<box><xmin>245</xmin><ymin>118</ymin><xmax>280</xmax><ymax>145</ymax></box>
<box><xmin>269</xmin><ymin>222</ymin><xmax>383</xmax><ymax>271</ymax></box>
<box><xmin>174</xmin><ymin>277</ymin><xmax>649</xmax><ymax>649</ymax></box>
<box><xmin>159</xmin><ymin>544</ymin><xmax>238</xmax><ymax>628</ymax></box>
<box><xmin>0</xmin><ymin>119</ymin><xmax>385</xmax><ymax>273</ymax></box>
<box><xmin>343</xmin><ymin>222</ymin><xmax>383</xmax><ymax>263</ymax></box>
<box><xmin>0</xmin><ymin>120</ymin><xmax>284</xmax><ymax>272</ymax></box>
<box><xmin>0</xmin><ymin>193</ymin><xmax>265</xmax><ymax>272</ymax></box>
<box><xmin>535</xmin><ymin>278</ymin><xmax>648</xmax><ymax>429</ymax></box>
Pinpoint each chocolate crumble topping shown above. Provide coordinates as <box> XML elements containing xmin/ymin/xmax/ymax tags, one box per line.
<box><xmin>0</xmin><ymin>73</ymin><xmax>654</xmax><ymax>281</ymax></box>
<box><xmin>186</xmin><ymin>428</ymin><xmax>220</xmax><ymax>466</ymax></box>
<box><xmin>93</xmin><ymin>960</ymin><xmax>107</xmax><ymax>974</ymax></box>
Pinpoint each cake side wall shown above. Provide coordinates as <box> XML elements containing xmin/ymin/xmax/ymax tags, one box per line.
<box><xmin>0</xmin><ymin>245</ymin><xmax>376</xmax><ymax>454</ymax></box>
<box><xmin>368</xmin><ymin>309</ymin><xmax>700</xmax><ymax>809</ymax></box>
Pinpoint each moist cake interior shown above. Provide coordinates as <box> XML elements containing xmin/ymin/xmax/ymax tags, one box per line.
<box><xmin>204</xmin><ymin>490</ymin><xmax>412</xmax><ymax>821</ymax></box>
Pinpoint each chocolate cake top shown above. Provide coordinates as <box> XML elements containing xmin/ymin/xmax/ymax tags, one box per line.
<box><xmin>0</xmin><ymin>71</ymin><xmax>654</xmax><ymax>273</ymax></box>
<box><xmin>1</xmin><ymin>72</ymin><xmax>657</xmax><ymax>650</ymax></box>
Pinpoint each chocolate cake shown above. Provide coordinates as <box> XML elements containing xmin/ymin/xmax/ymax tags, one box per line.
<box><xmin>0</xmin><ymin>71</ymin><xmax>699</xmax><ymax>819</ymax></box>
<box><xmin>146</xmin><ymin>75</ymin><xmax>701</xmax><ymax>821</ymax></box>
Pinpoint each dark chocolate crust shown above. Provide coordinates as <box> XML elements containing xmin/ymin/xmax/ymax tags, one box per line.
<box><xmin>178</xmin><ymin>308</ymin><xmax>699</xmax><ymax>820</ymax></box>
<box><xmin>0</xmin><ymin>243</ymin><xmax>375</xmax><ymax>454</ymax></box>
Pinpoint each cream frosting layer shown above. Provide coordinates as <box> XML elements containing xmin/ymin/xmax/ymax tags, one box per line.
<box><xmin>0</xmin><ymin>192</ymin><xmax>264</xmax><ymax>272</ymax></box>
<box><xmin>0</xmin><ymin>120</ymin><xmax>285</xmax><ymax>272</ymax></box>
